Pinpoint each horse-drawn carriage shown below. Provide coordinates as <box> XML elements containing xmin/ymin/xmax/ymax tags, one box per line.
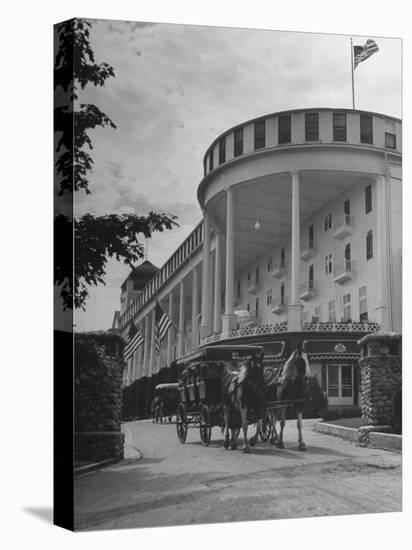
<box><xmin>175</xmin><ymin>342</ymin><xmax>311</xmax><ymax>452</ymax></box>
<box><xmin>152</xmin><ymin>383</ymin><xmax>180</xmax><ymax>423</ymax></box>
<box><xmin>175</xmin><ymin>344</ymin><xmax>266</xmax><ymax>446</ymax></box>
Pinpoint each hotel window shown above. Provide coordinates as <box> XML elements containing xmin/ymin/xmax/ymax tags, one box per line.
<box><xmin>234</xmin><ymin>128</ymin><xmax>244</xmax><ymax>157</ymax></box>
<box><xmin>280</xmin><ymin>247</ymin><xmax>286</xmax><ymax>267</ymax></box>
<box><xmin>385</xmin><ymin>132</ymin><xmax>396</xmax><ymax>149</ymax></box>
<box><xmin>314</xmin><ymin>305</ymin><xmax>322</xmax><ymax>321</ymax></box>
<box><xmin>280</xmin><ymin>281</ymin><xmax>285</xmax><ymax>301</ymax></box>
<box><xmin>325</xmin><ymin>253</ymin><xmax>332</xmax><ymax>274</ymax></box>
<box><xmin>218</xmin><ymin>138</ymin><xmax>226</xmax><ymax>165</ymax></box>
<box><xmin>324</xmin><ymin>212</ymin><xmax>332</xmax><ymax>231</ymax></box>
<box><xmin>237</xmin><ymin>279</ymin><xmax>241</xmax><ymax>299</ymax></box>
<box><xmin>360</xmin><ymin>115</ymin><xmax>373</xmax><ymax>144</ymax></box>
<box><xmin>305</xmin><ymin>112</ymin><xmax>319</xmax><ymax>141</ymax></box>
<box><xmin>278</xmin><ymin>114</ymin><xmax>291</xmax><ymax>144</ymax></box>
<box><xmin>333</xmin><ymin>113</ymin><xmax>347</xmax><ymax>141</ymax></box>
<box><xmin>267</xmin><ymin>255</ymin><xmax>273</xmax><ymax>272</ymax></box>
<box><xmin>208</xmin><ymin>150</ymin><xmax>214</xmax><ymax>171</ymax></box>
<box><xmin>343</xmin><ymin>293</ymin><xmax>351</xmax><ymax>321</ymax></box>
<box><xmin>254</xmin><ymin>120</ymin><xmax>266</xmax><ymax>149</ymax></box>
<box><xmin>247</xmin><ymin>303</ymin><xmax>250</xmax><ymax>312</ymax></box>
<box><xmin>365</xmin><ymin>184</ymin><xmax>372</xmax><ymax>214</ymax></box>
<box><xmin>247</xmin><ymin>272</ymin><xmax>251</xmax><ymax>283</ymax></box>
<box><xmin>366</xmin><ymin>230</ymin><xmax>373</xmax><ymax>260</ymax></box>
<box><xmin>309</xmin><ymin>264</ymin><xmax>314</xmax><ymax>288</ymax></box>
<box><xmin>255</xmin><ymin>298</ymin><xmax>259</xmax><ymax>317</ymax></box>
<box><xmin>359</xmin><ymin>286</ymin><xmax>368</xmax><ymax>322</ymax></box>
<box><xmin>255</xmin><ymin>266</ymin><xmax>260</xmax><ymax>285</ymax></box>
<box><xmin>328</xmin><ymin>300</ymin><xmax>336</xmax><ymax>322</ymax></box>
<box><xmin>267</xmin><ymin>288</ymin><xmax>272</xmax><ymax>305</ymax></box>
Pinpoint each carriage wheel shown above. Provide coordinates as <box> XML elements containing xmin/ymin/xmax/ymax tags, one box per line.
<box><xmin>259</xmin><ymin>412</ymin><xmax>272</xmax><ymax>442</ymax></box>
<box><xmin>199</xmin><ymin>405</ymin><xmax>211</xmax><ymax>446</ymax></box>
<box><xmin>176</xmin><ymin>403</ymin><xmax>188</xmax><ymax>443</ymax></box>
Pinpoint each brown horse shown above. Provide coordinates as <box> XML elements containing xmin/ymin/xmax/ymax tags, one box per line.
<box><xmin>222</xmin><ymin>352</ymin><xmax>265</xmax><ymax>453</ymax></box>
<box><xmin>265</xmin><ymin>346</ymin><xmax>310</xmax><ymax>450</ymax></box>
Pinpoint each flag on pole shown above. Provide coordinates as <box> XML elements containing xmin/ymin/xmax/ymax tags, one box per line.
<box><xmin>154</xmin><ymin>301</ymin><xmax>173</xmax><ymax>355</ymax></box>
<box><xmin>124</xmin><ymin>321</ymin><xmax>144</xmax><ymax>361</ymax></box>
<box><xmin>353</xmin><ymin>39</ymin><xmax>379</xmax><ymax>69</ymax></box>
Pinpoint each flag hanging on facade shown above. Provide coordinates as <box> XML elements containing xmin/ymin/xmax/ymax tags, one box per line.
<box><xmin>124</xmin><ymin>321</ymin><xmax>144</xmax><ymax>361</ymax></box>
<box><xmin>154</xmin><ymin>301</ymin><xmax>172</xmax><ymax>355</ymax></box>
<box><xmin>353</xmin><ymin>39</ymin><xmax>379</xmax><ymax>69</ymax></box>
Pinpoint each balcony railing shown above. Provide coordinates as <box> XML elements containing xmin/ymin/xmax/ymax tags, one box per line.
<box><xmin>303</xmin><ymin>321</ymin><xmax>380</xmax><ymax>333</ymax></box>
<box><xmin>333</xmin><ymin>214</ymin><xmax>354</xmax><ymax>240</ymax></box>
<box><xmin>247</xmin><ymin>281</ymin><xmax>259</xmax><ymax>295</ymax></box>
<box><xmin>271</xmin><ymin>262</ymin><xmax>287</xmax><ymax>279</ymax></box>
<box><xmin>300</xmin><ymin>280</ymin><xmax>317</xmax><ymax>300</ymax></box>
<box><xmin>333</xmin><ymin>260</ymin><xmax>356</xmax><ymax>284</ymax></box>
<box><xmin>200</xmin><ymin>322</ymin><xmax>289</xmax><ymax>346</ymax></box>
<box><xmin>271</xmin><ymin>295</ymin><xmax>288</xmax><ymax>315</ymax></box>
<box><xmin>300</xmin><ymin>240</ymin><xmax>316</xmax><ymax>261</ymax></box>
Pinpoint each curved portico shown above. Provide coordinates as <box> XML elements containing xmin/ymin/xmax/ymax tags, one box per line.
<box><xmin>119</xmin><ymin>107</ymin><xmax>401</xmax><ymax>406</ymax></box>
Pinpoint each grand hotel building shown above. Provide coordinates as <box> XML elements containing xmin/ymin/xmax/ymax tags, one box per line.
<box><xmin>117</xmin><ymin>108</ymin><xmax>402</xmax><ymax>407</ymax></box>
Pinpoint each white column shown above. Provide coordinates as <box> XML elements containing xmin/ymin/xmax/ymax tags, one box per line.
<box><xmin>149</xmin><ymin>308</ymin><xmax>156</xmax><ymax>375</ymax></box>
<box><xmin>143</xmin><ymin>315</ymin><xmax>150</xmax><ymax>376</ymax></box>
<box><xmin>213</xmin><ymin>231</ymin><xmax>223</xmax><ymax>333</ymax></box>
<box><xmin>137</xmin><ymin>327</ymin><xmax>144</xmax><ymax>378</ymax></box>
<box><xmin>167</xmin><ymin>291</ymin><xmax>174</xmax><ymax>365</ymax></box>
<box><xmin>288</xmin><ymin>171</ymin><xmax>303</xmax><ymax>331</ymax></box>
<box><xmin>375</xmin><ymin>175</ymin><xmax>389</xmax><ymax>330</ymax></box>
<box><xmin>200</xmin><ymin>213</ymin><xmax>212</xmax><ymax>338</ymax></box>
<box><xmin>178</xmin><ymin>279</ymin><xmax>185</xmax><ymax>357</ymax></box>
<box><xmin>222</xmin><ymin>187</ymin><xmax>237</xmax><ymax>335</ymax></box>
<box><xmin>191</xmin><ymin>267</ymin><xmax>199</xmax><ymax>348</ymax></box>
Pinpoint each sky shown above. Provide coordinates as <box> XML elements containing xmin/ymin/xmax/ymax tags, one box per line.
<box><xmin>73</xmin><ymin>20</ymin><xmax>402</xmax><ymax>331</ymax></box>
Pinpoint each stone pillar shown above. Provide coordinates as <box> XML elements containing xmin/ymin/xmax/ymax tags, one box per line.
<box><xmin>167</xmin><ymin>291</ymin><xmax>174</xmax><ymax>365</ymax></box>
<box><xmin>191</xmin><ymin>266</ymin><xmax>199</xmax><ymax>348</ymax></box>
<box><xmin>149</xmin><ymin>308</ymin><xmax>156</xmax><ymax>375</ymax></box>
<box><xmin>178</xmin><ymin>279</ymin><xmax>185</xmax><ymax>357</ymax></box>
<box><xmin>375</xmin><ymin>175</ymin><xmax>390</xmax><ymax>331</ymax></box>
<box><xmin>143</xmin><ymin>315</ymin><xmax>150</xmax><ymax>376</ymax></box>
<box><xmin>288</xmin><ymin>171</ymin><xmax>303</xmax><ymax>331</ymax></box>
<box><xmin>357</xmin><ymin>333</ymin><xmax>402</xmax><ymax>442</ymax></box>
<box><xmin>213</xmin><ymin>231</ymin><xmax>223</xmax><ymax>333</ymax></box>
<box><xmin>222</xmin><ymin>187</ymin><xmax>237</xmax><ymax>336</ymax></box>
<box><xmin>200</xmin><ymin>213</ymin><xmax>212</xmax><ymax>339</ymax></box>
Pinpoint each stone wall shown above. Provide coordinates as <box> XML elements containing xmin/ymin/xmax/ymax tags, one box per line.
<box><xmin>358</xmin><ymin>333</ymin><xmax>402</xmax><ymax>428</ymax></box>
<box><xmin>75</xmin><ymin>331</ymin><xmax>125</xmax><ymax>463</ymax></box>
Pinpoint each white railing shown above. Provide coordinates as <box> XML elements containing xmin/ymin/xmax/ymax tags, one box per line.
<box><xmin>303</xmin><ymin>321</ymin><xmax>380</xmax><ymax>333</ymax></box>
<box><xmin>334</xmin><ymin>260</ymin><xmax>355</xmax><ymax>276</ymax></box>
<box><xmin>200</xmin><ymin>322</ymin><xmax>289</xmax><ymax>346</ymax></box>
<box><xmin>300</xmin><ymin>239</ymin><xmax>316</xmax><ymax>252</ymax></box>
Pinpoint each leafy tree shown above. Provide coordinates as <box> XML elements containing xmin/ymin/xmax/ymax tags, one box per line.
<box><xmin>54</xmin><ymin>19</ymin><xmax>178</xmax><ymax>310</ymax></box>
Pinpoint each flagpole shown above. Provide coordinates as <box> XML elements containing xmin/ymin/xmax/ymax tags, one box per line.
<box><xmin>350</xmin><ymin>38</ymin><xmax>355</xmax><ymax>110</ymax></box>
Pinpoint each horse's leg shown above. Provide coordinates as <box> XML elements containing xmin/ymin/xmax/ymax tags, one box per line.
<box><xmin>297</xmin><ymin>409</ymin><xmax>306</xmax><ymax>450</ymax></box>
<box><xmin>276</xmin><ymin>407</ymin><xmax>285</xmax><ymax>448</ymax></box>
<box><xmin>240</xmin><ymin>407</ymin><xmax>250</xmax><ymax>453</ymax></box>
<box><xmin>249</xmin><ymin>416</ymin><xmax>261</xmax><ymax>447</ymax></box>
<box><xmin>223</xmin><ymin>406</ymin><xmax>230</xmax><ymax>449</ymax></box>
<box><xmin>269</xmin><ymin>410</ymin><xmax>277</xmax><ymax>445</ymax></box>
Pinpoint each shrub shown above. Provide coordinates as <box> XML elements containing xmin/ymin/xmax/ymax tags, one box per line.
<box><xmin>392</xmin><ymin>387</ymin><xmax>402</xmax><ymax>434</ymax></box>
<box><xmin>302</xmin><ymin>375</ymin><xmax>328</xmax><ymax>418</ymax></box>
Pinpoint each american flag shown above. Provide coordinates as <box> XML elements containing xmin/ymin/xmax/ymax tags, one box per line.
<box><xmin>124</xmin><ymin>321</ymin><xmax>144</xmax><ymax>361</ymax></box>
<box><xmin>353</xmin><ymin>39</ymin><xmax>379</xmax><ymax>69</ymax></box>
<box><xmin>154</xmin><ymin>301</ymin><xmax>172</xmax><ymax>355</ymax></box>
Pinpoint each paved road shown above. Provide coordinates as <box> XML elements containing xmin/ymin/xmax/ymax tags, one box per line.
<box><xmin>74</xmin><ymin>419</ymin><xmax>401</xmax><ymax>531</ymax></box>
